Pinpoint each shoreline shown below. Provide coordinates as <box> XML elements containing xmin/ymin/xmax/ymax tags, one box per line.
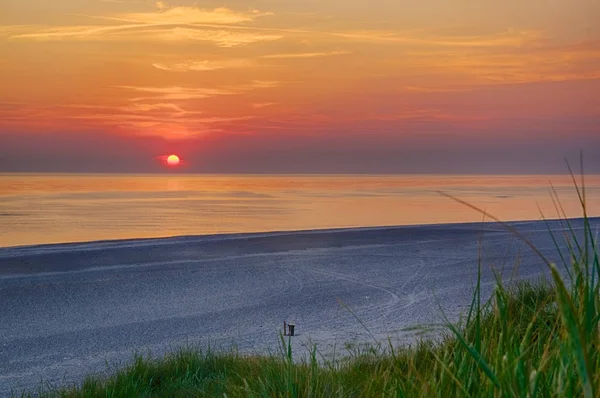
<box><xmin>2</xmin><ymin>215</ymin><xmax>597</xmax><ymax>254</ymax></box>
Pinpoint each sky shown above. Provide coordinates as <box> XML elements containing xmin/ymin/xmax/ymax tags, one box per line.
<box><xmin>1</xmin><ymin>0</ymin><xmax>599</xmax><ymax>173</ymax></box>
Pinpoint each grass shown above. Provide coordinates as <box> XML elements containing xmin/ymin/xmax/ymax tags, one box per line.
<box><xmin>21</xmin><ymin>167</ymin><xmax>600</xmax><ymax>397</ymax></box>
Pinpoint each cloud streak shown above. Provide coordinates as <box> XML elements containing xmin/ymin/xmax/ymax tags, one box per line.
<box><xmin>117</xmin><ymin>81</ymin><xmax>279</xmax><ymax>102</ymax></box>
<box><xmin>117</xmin><ymin>86</ymin><xmax>236</xmax><ymax>101</ymax></box>
<box><xmin>331</xmin><ymin>29</ymin><xmax>544</xmax><ymax>48</ymax></box>
<box><xmin>260</xmin><ymin>51</ymin><xmax>351</xmax><ymax>59</ymax></box>
<box><xmin>252</xmin><ymin>102</ymin><xmax>276</xmax><ymax>109</ymax></box>
<box><xmin>9</xmin><ymin>25</ymin><xmax>282</xmax><ymax>47</ymax></box>
<box><xmin>7</xmin><ymin>6</ymin><xmax>280</xmax><ymax>47</ymax></box>
<box><xmin>151</xmin><ymin>51</ymin><xmax>350</xmax><ymax>73</ymax></box>
<box><xmin>395</xmin><ymin>40</ymin><xmax>600</xmax><ymax>86</ymax></box>
<box><xmin>0</xmin><ymin>101</ymin><xmax>255</xmax><ymax>138</ymax></box>
<box><xmin>152</xmin><ymin>59</ymin><xmax>256</xmax><ymax>72</ymax></box>
<box><xmin>163</xmin><ymin>27</ymin><xmax>281</xmax><ymax>47</ymax></box>
<box><xmin>113</xmin><ymin>7</ymin><xmax>273</xmax><ymax>25</ymax></box>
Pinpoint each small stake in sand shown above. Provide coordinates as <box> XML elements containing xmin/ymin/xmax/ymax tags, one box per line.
<box><xmin>283</xmin><ymin>321</ymin><xmax>295</xmax><ymax>336</ymax></box>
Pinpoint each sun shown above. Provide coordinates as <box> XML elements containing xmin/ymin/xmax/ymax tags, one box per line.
<box><xmin>166</xmin><ymin>154</ymin><xmax>180</xmax><ymax>166</ymax></box>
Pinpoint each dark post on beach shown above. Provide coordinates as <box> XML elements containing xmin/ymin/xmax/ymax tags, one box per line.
<box><xmin>288</xmin><ymin>323</ymin><xmax>295</xmax><ymax>336</ymax></box>
<box><xmin>283</xmin><ymin>321</ymin><xmax>287</xmax><ymax>336</ymax></box>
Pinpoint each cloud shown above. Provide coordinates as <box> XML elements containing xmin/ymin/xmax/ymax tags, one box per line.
<box><xmin>260</xmin><ymin>51</ymin><xmax>351</xmax><ymax>59</ymax></box>
<box><xmin>0</xmin><ymin>26</ymin><xmax>35</xmax><ymax>36</ymax></box>
<box><xmin>399</xmin><ymin>40</ymin><xmax>600</xmax><ymax>85</ymax></box>
<box><xmin>152</xmin><ymin>58</ymin><xmax>256</xmax><ymax>72</ymax></box>
<box><xmin>10</xmin><ymin>24</ymin><xmax>155</xmax><ymax>40</ymax></box>
<box><xmin>116</xmin><ymin>81</ymin><xmax>279</xmax><ymax>102</ymax></box>
<box><xmin>114</xmin><ymin>7</ymin><xmax>273</xmax><ymax>25</ymax></box>
<box><xmin>252</xmin><ymin>102</ymin><xmax>276</xmax><ymax>109</ymax></box>
<box><xmin>99</xmin><ymin>0</ymin><xmax>141</xmax><ymax>3</ymax></box>
<box><xmin>151</xmin><ymin>52</ymin><xmax>349</xmax><ymax>73</ymax></box>
<box><xmin>116</xmin><ymin>86</ymin><xmax>236</xmax><ymax>101</ymax></box>
<box><xmin>4</xmin><ymin>9</ymin><xmax>543</xmax><ymax>54</ymax></box>
<box><xmin>7</xmin><ymin>6</ymin><xmax>279</xmax><ymax>46</ymax></box>
<box><xmin>63</xmin><ymin>111</ymin><xmax>256</xmax><ymax>138</ymax></box>
<box><xmin>368</xmin><ymin>109</ymin><xmax>489</xmax><ymax>123</ymax></box>
<box><xmin>163</xmin><ymin>28</ymin><xmax>281</xmax><ymax>47</ymax></box>
<box><xmin>222</xmin><ymin>80</ymin><xmax>280</xmax><ymax>93</ymax></box>
<box><xmin>119</xmin><ymin>103</ymin><xmax>191</xmax><ymax>114</ymax></box>
<box><xmin>10</xmin><ymin>25</ymin><xmax>282</xmax><ymax>46</ymax></box>
<box><xmin>68</xmin><ymin>113</ymin><xmax>253</xmax><ymax>125</ymax></box>
<box><xmin>0</xmin><ymin>101</ymin><xmax>255</xmax><ymax>138</ymax></box>
<box><xmin>402</xmin><ymin>86</ymin><xmax>470</xmax><ymax>93</ymax></box>
<box><xmin>332</xmin><ymin>28</ymin><xmax>543</xmax><ymax>48</ymax></box>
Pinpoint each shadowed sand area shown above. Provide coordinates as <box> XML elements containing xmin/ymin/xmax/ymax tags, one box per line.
<box><xmin>1</xmin><ymin>218</ymin><xmax>598</xmax><ymax>394</ymax></box>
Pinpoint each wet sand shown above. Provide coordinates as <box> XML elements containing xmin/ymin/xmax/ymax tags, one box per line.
<box><xmin>1</xmin><ymin>218</ymin><xmax>597</xmax><ymax>394</ymax></box>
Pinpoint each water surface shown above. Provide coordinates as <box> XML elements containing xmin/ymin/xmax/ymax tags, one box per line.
<box><xmin>1</xmin><ymin>174</ymin><xmax>598</xmax><ymax>247</ymax></box>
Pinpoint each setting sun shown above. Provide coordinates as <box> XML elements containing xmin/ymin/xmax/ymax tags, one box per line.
<box><xmin>166</xmin><ymin>155</ymin><xmax>180</xmax><ymax>166</ymax></box>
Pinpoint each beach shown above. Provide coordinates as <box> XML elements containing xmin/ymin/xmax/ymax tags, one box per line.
<box><xmin>1</xmin><ymin>218</ymin><xmax>596</xmax><ymax>395</ymax></box>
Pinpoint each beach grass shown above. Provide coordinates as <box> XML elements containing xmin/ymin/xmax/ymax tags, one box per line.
<box><xmin>22</xmin><ymin>170</ymin><xmax>599</xmax><ymax>397</ymax></box>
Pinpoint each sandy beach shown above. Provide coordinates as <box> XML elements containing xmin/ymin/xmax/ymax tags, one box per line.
<box><xmin>1</xmin><ymin>218</ymin><xmax>597</xmax><ymax>395</ymax></box>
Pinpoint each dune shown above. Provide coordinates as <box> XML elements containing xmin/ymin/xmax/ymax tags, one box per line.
<box><xmin>0</xmin><ymin>218</ymin><xmax>597</xmax><ymax>395</ymax></box>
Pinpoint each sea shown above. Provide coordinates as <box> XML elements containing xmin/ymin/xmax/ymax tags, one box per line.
<box><xmin>1</xmin><ymin>174</ymin><xmax>599</xmax><ymax>248</ymax></box>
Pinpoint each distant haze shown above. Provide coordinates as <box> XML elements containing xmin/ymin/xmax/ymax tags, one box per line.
<box><xmin>1</xmin><ymin>0</ymin><xmax>599</xmax><ymax>173</ymax></box>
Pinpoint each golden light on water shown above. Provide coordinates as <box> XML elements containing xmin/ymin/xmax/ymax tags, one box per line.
<box><xmin>2</xmin><ymin>174</ymin><xmax>599</xmax><ymax>248</ymax></box>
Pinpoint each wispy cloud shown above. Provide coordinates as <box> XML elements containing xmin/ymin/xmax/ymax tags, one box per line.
<box><xmin>116</xmin><ymin>81</ymin><xmax>279</xmax><ymax>102</ymax></box>
<box><xmin>333</xmin><ymin>29</ymin><xmax>543</xmax><ymax>48</ymax></box>
<box><xmin>4</xmin><ymin>7</ymin><xmax>543</xmax><ymax>53</ymax></box>
<box><xmin>68</xmin><ymin>113</ymin><xmax>253</xmax><ymax>125</ymax></box>
<box><xmin>401</xmin><ymin>86</ymin><xmax>470</xmax><ymax>93</ymax></box>
<box><xmin>0</xmin><ymin>25</ymin><xmax>36</xmax><ymax>36</ymax></box>
<box><xmin>10</xmin><ymin>25</ymin><xmax>282</xmax><ymax>47</ymax></box>
<box><xmin>10</xmin><ymin>24</ymin><xmax>148</xmax><ymax>40</ymax></box>
<box><xmin>162</xmin><ymin>28</ymin><xmax>281</xmax><ymax>47</ymax></box>
<box><xmin>7</xmin><ymin>6</ymin><xmax>279</xmax><ymax>46</ymax></box>
<box><xmin>67</xmin><ymin>110</ymin><xmax>255</xmax><ymax>137</ymax></box>
<box><xmin>252</xmin><ymin>102</ymin><xmax>277</xmax><ymax>109</ymax></box>
<box><xmin>369</xmin><ymin>109</ymin><xmax>489</xmax><ymax>123</ymax></box>
<box><xmin>260</xmin><ymin>51</ymin><xmax>351</xmax><ymax>59</ymax></box>
<box><xmin>112</xmin><ymin>7</ymin><xmax>273</xmax><ymax>25</ymax></box>
<box><xmin>119</xmin><ymin>102</ymin><xmax>191</xmax><ymax>114</ymax></box>
<box><xmin>116</xmin><ymin>86</ymin><xmax>235</xmax><ymax>101</ymax></box>
<box><xmin>152</xmin><ymin>59</ymin><xmax>256</xmax><ymax>72</ymax></box>
<box><xmin>0</xmin><ymin>101</ymin><xmax>254</xmax><ymax>137</ymax></box>
<box><xmin>151</xmin><ymin>51</ymin><xmax>349</xmax><ymax>73</ymax></box>
<box><xmin>399</xmin><ymin>40</ymin><xmax>600</xmax><ymax>85</ymax></box>
<box><xmin>99</xmin><ymin>0</ymin><xmax>141</xmax><ymax>3</ymax></box>
<box><xmin>230</xmin><ymin>80</ymin><xmax>280</xmax><ymax>91</ymax></box>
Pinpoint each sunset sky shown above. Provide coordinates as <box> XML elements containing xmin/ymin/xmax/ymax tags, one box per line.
<box><xmin>1</xmin><ymin>0</ymin><xmax>599</xmax><ymax>173</ymax></box>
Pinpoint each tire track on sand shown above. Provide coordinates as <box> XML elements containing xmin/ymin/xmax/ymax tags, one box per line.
<box><xmin>303</xmin><ymin>267</ymin><xmax>401</xmax><ymax>321</ymax></box>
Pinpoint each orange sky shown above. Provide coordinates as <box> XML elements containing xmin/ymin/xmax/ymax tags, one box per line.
<box><xmin>1</xmin><ymin>0</ymin><xmax>599</xmax><ymax>173</ymax></box>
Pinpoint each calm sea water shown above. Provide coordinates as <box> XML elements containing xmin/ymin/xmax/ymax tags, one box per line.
<box><xmin>1</xmin><ymin>174</ymin><xmax>599</xmax><ymax>247</ymax></box>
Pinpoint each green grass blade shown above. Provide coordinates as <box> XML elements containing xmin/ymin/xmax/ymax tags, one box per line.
<box><xmin>445</xmin><ymin>321</ymin><xmax>500</xmax><ymax>389</ymax></box>
<box><xmin>549</xmin><ymin>264</ymin><xmax>594</xmax><ymax>398</ymax></box>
